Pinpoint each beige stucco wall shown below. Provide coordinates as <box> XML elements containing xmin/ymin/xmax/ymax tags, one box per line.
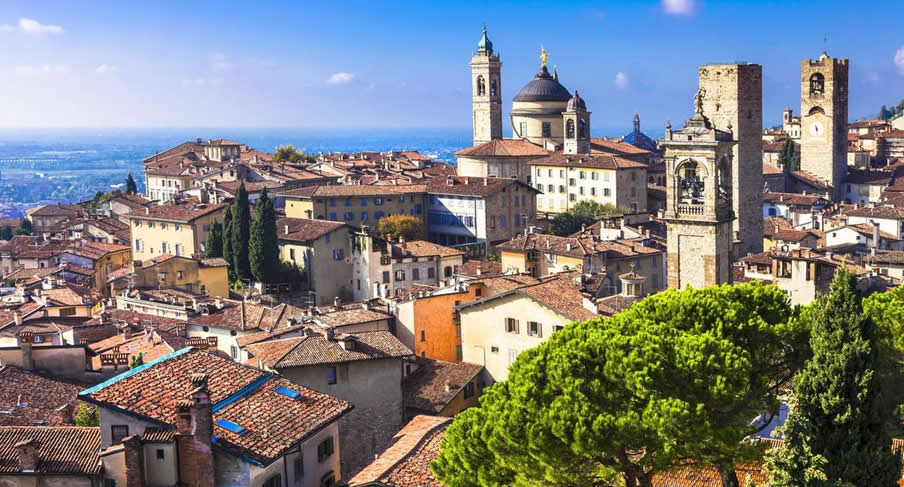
<box><xmin>129</xmin><ymin>208</ymin><xmax>223</xmax><ymax>261</ymax></box>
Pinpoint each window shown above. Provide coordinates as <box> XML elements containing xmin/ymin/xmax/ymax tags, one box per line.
<box><xmin>553</xmin><ymin>325</ymin><xmax>564</xmax><ymax>333</ymax></box>
<box><xmin>558</xmin><ymin>185</ymin><xmax>565</xmax><ymax>194</ymax></box>
<box><xmin>160</xmin><ymin>242</ymin><xmax>168</xmax><ymax>254</ymax></box>
<box><xmin>327</xmin><ymin>366</ymin><xmax>337</xmax><ymax>385</ymax></box>
<box><xmin>59</xmin><ymin>307</ymin><xmax>77</xmax><ymax>317</ymax></box>
<box><xmin>505</xmin><ymin>318</ymin><xmax>519</xmax><ymax>334</ymax></box>
<box><xmin>360</xmin><ymin>197</ymin><xmax>367</xmax><ymax>206</ymax></box>
<box><xmin>428</xmin><ymin>267</ymin><xmax>435</xmax><ymax>279</ymax></box>
<box><xmin>361</xmin><ymin>212</ymin><xmax>368</xmax><ymax>222</ymax></box>
<box><xmin>290</xmin><ymin>248</ymin><xmax>296</xmax><ymax>261</ymax></box>
<box><xmin>542</xmin><ymin>122</ymin><xmax>551</xmax><ymax>138</ymax></box>
<box><xmin>374</xmin><ymin>197</ymin><xmax>384</xmax><ymax>206</ymax></box>
<box><xmin>395</xmin><ymin>270</ymin><xmax>406</xmax><ymax>281</ymax></box>
<box><xmin>230</xmin><ymin>346</ymin><xmax>238</xmax><ymax>360</ymax></box>
<box><xmin>174</xmin><ymin>244</ymin><xmax>183</xmax><ymax>256</ymax></box>
<box><xmin>420</xmin><ymin>330</ymin><xmax>426</xmax><ymax>342</ymax></box>
<box><xmin>329</xmin><ymin>213</ymin><xmax>337</xmax><ymax>221</ymax></box>
<box><xmin>320</xmin><ymin>472</ymin><xmax>336</xmax><ymax>487</ymax></box>
<box><xmin>591</xmin><ymin>187</ymin><xmax>597</xmax><ymax>196</ymax></box>
<box><xmin>519</xmin><ymin>122</ymin><xmax>528</xmax><ymax>137</ymax></box>
<box><xmin>456</xmin><ymin>345</ymin><xmax>463</xmax><ymax>361</ymax></box>
<box><xmin>444</xmin><ymin>266</ymin><xmax>453</xmax><ymax>278</ymax></box>
<box><xmin>528</xmin><ymin>321</ymin><xmax>542</xmax><ymax>337</ymax></box>
<box><xmin>374</xmin><ymin>211</ymin><xmax>385</xmax><ymax>220</ymax></box>
<box><xmin>413</xmin><ymin>268</ymin><xmax>420</xmax><ymax>280</ymax></box>
<box><xmin>343</xmin><ymin>212</ymin><xmax>354</xmax><ymax>221</ymax></box>
<box><xmin>500</xmin><ymin>215</ymin><xmax>506</xmax><ymax>228</ymax></box>
<box><xmin>318</xmin><ymin>437</ymin><xmax>335</xmax><ymax>462</ymax></box>
<box><xmin>604</xmin><ymin>188</ymin><xmax>611</xmax><ymax>197</ymax></box>
<box><xmin>262</xmin><ymin>474</ymin><xmax>282</xmax><ymax>487</ymax></box>
<box><xmin>592</xmin><ymin>172</ymin><xmax>599</xmax><ymax>180</ymax></box>
<box><xmin>332</xmin><ymin>248</ymin><xmax>345</xmax><ymax>260</ymax></box>
<box><xmin>294</xmin><ymin>455</ymin><xmax>304</xmax><ymax>484</ymax></box>
<box><xmin>382</xmin><ymin>271</ymin><xmax>390</xmax><ymax>284</ymax></box>
<box><xmin>464</xmin><ymin>382</ymin><xmax>475</xmax><ymax>399</ymax></box>
<box><xmin>569</xmin><ymin>194</ymin><xmax>577</xmax><ymax>202</ymax></box>
<box><xmin>175</xmin><ymin>224</ymin><xmax>182</xmax><ymax>232</ymax></box>
<box><xmin>111</xmin><ymin>425</ymin><xmax>129</xmax><ymax>445</ymax></box>
<box><xmin>328</xmin><ymin>198</ymin><xmax>336</xmax><ymax>207</ymax></box>
<box><xmin>476</xmin><ymin>74</ymin><xmax>486</xmax><ymax>96</ymax></box>
<box><xmin>569</xmin><ymin>178</ymin><xmax>576</xmax><ymax>186</ymax></box>
<box><xmin>345</xmin><ymin>197</ymin><xmax>353</xmax><ymax>207</ymax></box>
<box><xmin>156</xmin><ymin>449</ymin><xmax>165</xmax><ymax>460</ymax></box>
<box><xmin>508</xmin><ymin>349</ymin><xmax>519</xmax><ymax>365</ymax></box>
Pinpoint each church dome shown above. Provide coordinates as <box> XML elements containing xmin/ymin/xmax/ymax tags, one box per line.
<box><xmin>477</xmin><ymin>26</ymin><xmax>493</xmax><ymax>54</ymax></box>
<box><xmin>513</xmin><ymin>66</ymin><xmax>571</xmax><ymax>103</ymax></box>
<box><xmin>622</xmin><ymin>113</ymin><xmax>658</xmax><ymax>152</ymax></box>
<box><xmin>566</xmin><ymin>91</ymin><xmax>585</xmax><ymax>111</ymax></box>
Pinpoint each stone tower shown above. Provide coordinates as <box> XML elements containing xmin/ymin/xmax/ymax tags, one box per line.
<box><xmin>662</xmin><ymin>96</ymin><xmax>737</xmax><ymax>289</ymax></box>
<box><xmin>800</xmin><ymin>52</ymin><xmax>848</xmax><ymax>198</ymax></box>
<box><xmin>470</xmin><ymin>26</ymin><xmax>502</xmax><ymax>146</ymax></box>
<box><xmin>563</xmin><ymin>91</ymin><xmax>590</xmax><ymax>154</ymax></box>
<box><xmin>698</xmin><ymin>63</ymin><xmax>763</xmax><ymax>257</ymax></box>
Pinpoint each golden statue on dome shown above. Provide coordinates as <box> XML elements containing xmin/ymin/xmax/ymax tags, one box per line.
<box><xmin>540</xmin><ymin>46</ymin><xmax>548</xmax><ymax>68</ymax></box>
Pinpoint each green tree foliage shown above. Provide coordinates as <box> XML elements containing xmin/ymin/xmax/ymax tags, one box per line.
<box><xmin>768</xmin><ymin>268</ymin><xmax>899</xmax><ymax>487</ymax></box>
<box><xmin>433</xmin><ymin>283</ymin><xmax>805</xmax><ymax>487</ymax></box>
<box><xmin>14</xmin><ymin>218</ymin><xmax>32</xmax><ymax>236</ymax></box>
<box><xmin>778</xmin><ymin>139</ymin><xmax>800</xmax><ymax>172</ymax></box>
<box><xmin>204</xmin><ymin>220</ymin><xmax>224</xmax><ymax>258</ymax></box>
<box><xmin>231</xmin><ymin>183</ymin><xmax>251</xmax><ymax>279</ymax></box>
<box><xmin>0</xmin><ymin>226</ymin><xmax>13</xmax><ymax>240</ymax></box>
<box><xmin>549</xmin><ymin>200</ymin><xmax>622</xmax><ymax>236</ymax></box>
<box><xmin>129</xmin><ymin>352</ymin><xmax>144</xmax><ymax>369</ymax></box>
<box><xmin>249</xmin><ymin>189</ymin><xmax>281</xmax><ymax>283</ymax></box>
<box><xmin>864</xmin><ymin>285</ymin><xmax>904</xmax><ymax>432</ymax></box>
<box><xmin>879</xmin><ymin>105</ymin><xmax>894</xmax><ymax>121</ymax></box>
<box><xmin>376</xmin><ymin>215</ymin><xmax>425</xmax><ymax>241</ymax></box>
<box><xmin>73</xmin><ymin>402</ymin><xmax>99</xmax><ymax>426</ymax></box>
<box><xmin>222</xmin><ymin>206</ymin><xmax>234</xmax><ymax>277</ymax></box>
<box><xmin>273</xmin><ymin>144</ymin><xmax>313</xmax><ymax>163</ymax></box>
<box><xmin>125</xmin><ymin>173</ymin><xmax>138</xmax><ymax>194</ymax></box>
<box><xmin>896</xmin><ymin>99</ymin><xmax>904</xmax><ymax>116</ymax></box>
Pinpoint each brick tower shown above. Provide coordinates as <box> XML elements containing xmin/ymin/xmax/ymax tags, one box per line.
<box><xmin>800</xmin><ymin>52</ymin><xmax>848</xmax><ymax>199</ymax></box>
<box><xmin>698</xmin><ymin>63</ymin><xmax>763</xmax><ymax>257</ymax></box>
<box><xmin>470</xmin><ymin>26</ymin><xmax>502</xmax><ymax>146</ymax></box>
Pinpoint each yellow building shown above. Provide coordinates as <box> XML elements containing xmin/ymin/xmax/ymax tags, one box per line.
<box><xmin>126</xmin><ymin>201</ymin><xmax>225</xmax><ymax>262</ymax></box>
<box><xmin>60</xmin><ymin>241</ymin><xmax>132</xmax><ymax>294</ymax></box>
<box><xmin>282</xmin><ymin>185</ymin><xmax>427</xmax><ymax>225</ymax></box>
<box><xmin>277</xmin><ymin>217</ymin><xmax>353</xmax><ymax>304</ymax></box>
<box><xmin>107</xmin><ymin>254</ymin><xmax>229</xmax><ymax>298</ymax></box>
<box><xmin>530</xmin><ymin>153</ymin><xmax>648</xmax><ymax>214</ymax></box>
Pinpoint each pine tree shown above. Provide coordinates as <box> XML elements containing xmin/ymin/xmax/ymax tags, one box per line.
<box><xmin>249</xmin><ymin>189</ymin><xmax>281</xmax><ymax>283</ymax></box>
<box><xmin>129</xmin><ymin>352</ymin><xmax>144</xmax><ymax>369</ymax></box>
<box><xmin>73</xmin><ymin>403</ymin><xmax>99</xmax><ymax>426</ymax></box>
<box><xmin>125</xmin><ymin>173</ymin><xmax>138</xmax><ymax>194</ymax></box>
<box><xmin>879</xmin><ymin>105</ymin><xmax>894</xmax><ymax>121</ymax></box>
<box><xmin>204</xmin><ymin>221</ymin><xmax>223</xmax><ymax>258</ymax></box>
<box><xmin>222</xmin><ymin>206</ymin><xmax>234</xmax><ymax>279</ymax></box>
<box><xmin>230</xmin><ymin>183</ymin><xmax>251</xmax><ymax>280</ymax></box>
<box><xmin>768</xmin><ymin>267</ymin><xmax>899</xmax><ymax>486</ymax></box>
<box><xmin>14</xmin><ymin>218</ymin><xmax>32</xmax><ymax>236</ymax></box>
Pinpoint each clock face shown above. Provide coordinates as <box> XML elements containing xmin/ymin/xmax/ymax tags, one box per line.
<box><xmin>809</xmin><ymin>121</ymin><xmax>825</xmax><ymax>137</ymax></box>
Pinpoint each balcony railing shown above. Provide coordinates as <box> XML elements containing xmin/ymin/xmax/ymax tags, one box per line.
<box><xmin>677</xmin><ymin>204</ymin><xmax>704</xmax><ymax>216</ymax></box>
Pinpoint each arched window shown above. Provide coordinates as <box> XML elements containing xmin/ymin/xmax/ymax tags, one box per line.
<box><xmin>808</xmin><ymin>106</ymin><xmax>825</xmax><ymax>116</ymax></box>
<box><xmin>809</xmin><ymin>73</ymin><xmax>824</xmax><ymax>96</ymax></box>
<box><xmin>566</xmin><ymin>119</ymin><xmax>575</xmax><ymax>139</ymax></box>
<box><xmin>678</xmin><ymin>160</ymin><xmax>704</xmax><ymax>204</ymax></box>
<box><xmin>578</xmin><ymin>118</ymin><xmax>587</xmax><ymax>138</ymax></box>
<box><xmin>490</xmin><ymin>78</ymin><xmax>497</xmax><ymax>97</ymax></box>
<box><xmin>476</xmin><ymin>75</ymin><xmax>486</xmax><ymax>96</ymax></box>
<box><xmin>716</xmin><ymin>157</ymin><xmax>731</xmax><ymax>203</ymax></box>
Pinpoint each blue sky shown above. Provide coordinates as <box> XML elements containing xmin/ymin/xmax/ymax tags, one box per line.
<box><xmin>1</xmin><ymin>0</ymin><xmax>902</xmax><ymax>133</ymax></box>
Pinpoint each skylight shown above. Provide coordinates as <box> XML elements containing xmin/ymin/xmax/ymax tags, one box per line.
<box><xmin>274</xmin><ymin>386</ymin><xmax>303</xmax><ymax>401</ymax></box>
<box><xmin>214</xmin><ymin>418</ymin><xmax>248</xmax><ymax>435</ymax></box>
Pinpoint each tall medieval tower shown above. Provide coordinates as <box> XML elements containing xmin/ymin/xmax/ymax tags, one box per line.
<box><xmin>470</xmin><ymin>27</ymin><xmax>502</xmax><ymax>146</ymax></box>
<box><xmin>800</xmin><ymin>52</ymin><xmax>848</xmax><ymax>198</ymax></box>
<box><xmin>662</xmin><ymin>93</ymin><xmax>737</xmax><ymax>290</ymax></box>
<box><xmin>697</xmin><ymin>63</ymin><xmax>763</xmax><ymax>257</ymax></box>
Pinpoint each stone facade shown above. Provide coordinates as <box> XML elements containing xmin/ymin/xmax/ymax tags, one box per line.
<box><xmin>470</xmin><ymin>30</ymin><xmax>502</xmax><ymax>146</ymax></box>
<box><xmin>800</xmin><ymin>52</ymin><xmax>849</xmax><ymax>198</ymax></box>
<box><xmin>698</xmin><ymin>63</ymin><xmax>763</xmax><ymax>256</ymax></box>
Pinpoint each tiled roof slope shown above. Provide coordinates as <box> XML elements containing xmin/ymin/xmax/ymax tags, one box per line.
<box><xmin>0</xmin><ymin>366</ymin><xmax>83</xmax><ymax>426</ymax></box>
<box><xmin>246</xmin><ymin>330</ymin><xmax>412</xmax><ymax>368</ymax></box>
<box><xmin>81</xmin><ymin>348</ymin><xmax>352</xmax><ymax>466</ymax></box>
<box><xmin>404</xmin><ymin>359</ymin><xmax>483</xmax><ymax>413</ymax></box>
<box><xmin>348</xmin><ymin>415</ymin><xmax>451</xmax><ymax>487</ymax></box>
<box><xmin>277</xmin><ymin>217</ymin><xmax>346</xmax><ymax>243</ymax></box>
<box><xmin>0</xmin><ymin>426</ymin><xmax>101</xmax><ymax>474</ymax></box>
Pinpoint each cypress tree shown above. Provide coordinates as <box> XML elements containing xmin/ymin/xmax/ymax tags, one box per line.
<box><xmin>125</xmin><ymin>173</ymin><xmax>138</xmax><ymax>194</ymax></box>
<box><xmin>204</xmin><ymin>220</ymin><xmax>223</xmax><ymax>258</ymax></box>
<box><xmin>222</xmin><ymin>206</ymin><xmax>234</xmax><ymax>277</ymax></box>
<box><xmin>768</xmin><ymin>267</ymin><xmax>899</xmax><ymax>486</ymax></box>
<box><xmin>231</xmin><ymin>183</ymin><xmax>251</xmax><ymax>279</ymax></box>
<box><xmin>249</xmin><ymin>189</ymin><xmax>281</xmax><ymax>283</ymax></box>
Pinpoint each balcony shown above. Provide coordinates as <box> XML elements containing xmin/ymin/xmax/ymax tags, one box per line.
<box><xmin>677</xmin><ymin>204</ymin><xmax>704</xmax><ymax>216</ymax></box>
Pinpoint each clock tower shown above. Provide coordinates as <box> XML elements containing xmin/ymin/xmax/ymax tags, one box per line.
<box><xmin>800</xmin><ymin>52</ymin><xmax>848</xmax><ymax>199</ymax></box>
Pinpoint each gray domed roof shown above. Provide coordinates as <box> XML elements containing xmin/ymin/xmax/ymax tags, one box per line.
<box><xmin>566</xmin><ymin>91</ymin><xmax>585</xmax><ymax>111</ymax></box>
<box><xmin>513</xmin><ymin>66</ymin><xmax>571</xmax><ymax>103</ymax></box>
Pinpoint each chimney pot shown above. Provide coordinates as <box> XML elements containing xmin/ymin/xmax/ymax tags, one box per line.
<box><xmin>14</xmin><ymin>438</ymin><xmax>38</xmax><ymax>472</ymax></box>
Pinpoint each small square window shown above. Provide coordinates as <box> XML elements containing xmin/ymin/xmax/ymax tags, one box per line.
<box><xmin>327</xmin><ymin>366</ymin><xmax>337</xmax><ymax>385</ymax></box>
<box><xmin>156</xmin><ymin>449</ymin><xmax>165</xmax><ymax>460</ymax></box>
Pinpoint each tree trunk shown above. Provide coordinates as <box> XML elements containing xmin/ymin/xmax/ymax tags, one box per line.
<box><xmin>719</xmin><ymin>464</ymin><xmax>740</xmax><ymax>487</ymax></box>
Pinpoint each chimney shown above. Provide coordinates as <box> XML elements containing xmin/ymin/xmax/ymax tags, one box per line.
<box><xmin>324</xmin><ymin>327</ymin><xmax>335</xmax><ymax>341</ymax></box>
<box><xmin>14</xmin><ymin>438</ymin><xmax>38</xmax><ymax>472</ymax></box>
<box><xmin>872</xmin><ymin>224</ymin><xmax>880</xmax><ymax>248</ymax></box>
<box><xmin>123</xmin><ymin>435</ymin><xmax>146</xmax><ymax>487</ymax></box>
<box><xmin>443</xmin><ymin>381</ymin><xmax>451</xmax><ymax>393</ymax></box>
<box><xmin>175</xmin><ymin>374</ymin><xmax>214</xmax><ymax>487</ymax></box>
<box><xmin>123</xmin><ymin>327</ymin><xmax>133</xmax><ymax>341</ymax></box>
<box><xmin>14</xmin><ymin>311</ymin><xmax>22</xmax><ymax>326</ymax></box>
<box><xmin>53</xmin><ymin>404</ymin><xmax>73</xmax><ymax>425</ymax></box>
<box><xmin>333</xmin><ymin>296</ymin><xmax>341</xmax><ymax>309</ymax></box>
<box><xmin>284</xmin><ymin>224</ymin><xmax>290</xmax><ymax>235</ymax></box>
<box><xmin>145</xmin><ymin>207</ymin><xmax>150</xmax><ymax>215</ymax></box>
<box><xmin>18</xmin><ymin>332</ymin><xmax>34</xmax><ymax>370</ymax></box>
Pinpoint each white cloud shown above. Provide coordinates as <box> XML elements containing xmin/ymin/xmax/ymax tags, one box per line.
<box><xmin>614</xmin><ymin>72</ymin><xmax>630</xmax><ymax>89</ymax></box>
<box><xmin>14</xmin><ymin>64</ymin><xmax>68</xmax><ymax>75</ymax></box>
<box><xmin>896</xmin><ymin>47</ymin><xmax>904</xmax><ymax>76</ymax></box>
<box><xmin>326</xmin><ymin>72</ymin><xmax>355</xmax><ymax>85</ymax></box>
<box><xmin>95</xmin><ymin>64</ymin><xmax>116</xmax><ymax>74</ymax></box>
<box><xmin>209</xmin><ymin>53</ymin><xmax>234</xmax><ymax>71</ymax></box>
<box><xmin>662</xmin><ymin>0</ymin><xmax>697</xmax><ymax>16</ymax></box>
<box><xmin>0</xmin><ymin>18</ymin><xmax>64</xmax><ymax>35</ymax></box>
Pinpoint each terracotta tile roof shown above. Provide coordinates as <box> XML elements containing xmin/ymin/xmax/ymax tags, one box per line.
<box><xmin>140</xmin><ymin>426</ymin><xmax>176</xmax><ymax>443</ymax></box>
<box><xmin>0</xmin><ymin>426</ymin><xmax>101</xmax><ymax>474</ymax></box>
<box><xmin>477</xmin><ymin>274</ymin><xmax>542</xmax><ymax>293</ymax></box>
<box><xmin>762</xmin><ymin>217</ymin><xmax>793</xmax><ymax>238</ymax></box>
<box><xmin>844</xmin><ymin>170</ymin><xmax>893</xmax><ymax>185</ymax></box>
<box><xmin>844</xmin><ymin>205</ymin><xmax>904</xmax><ymax>219</ymax></box>
<box><xmin>391</xmin><ymin>240</ymin><xmax>464</xmax><ymax>259</ymax></box>
<box><xmin>81</xmin><ymin>309</ymin><xmax>186</xmax><ymax>331</ymax></box>
<box><xmin>276</xmin><ymin>217</ymin><xmax>347</xmax><ymax>243</ymax></box>
<box><xmin>313</xmin><ymin>304</ymin><xmax>392</xmax><ymax>328</ymax></box>
<box><xmin>529</xmin><ymin>152</ymin><xmax>648</xmax><ymax>169</ymax></box>
<box><xmin>840</xmin><ymin>223</ymin><xmax>901</xmax><ymax>241</ymax></box>
<box><xmin>187</xmin><ymin>300</ymin><xmax>307</xmax><ymax>332</ymax></box>
<box><xmin>516</xmin><ymin>277</ymin><xmax>598</xmax><ymax>321</ymax></box>
<box><xmin>235</xmin><ymin>324</ymin><xmax>306</xmax><ymax>348</ymax></box>
<box><xmin>349</xmin><ymin>415</ymin><xmax>451</xmax><ymax>487</ymax></box>
<box><xmin>651</xmin><ymin>461</ymin><xmax>767</xmax><ymax>487</ymax></box>
<box><xmin>108</xmin><ymin>192</ymin><xmax>153</xmax><ymax>210</ymax></box>
<box><xmin>0</xmin><ymin>367</ymin><xmax>83</xmax><ymax>426</ymax></box>
<box><xmin>498</xmin><ymin>232</ymin><xmax>661</xmax><ymax>260</ymax></box>
<box><xmin>246</xmin><ymin>330</ymin><xmax>412</xmax><ymax>368</ymax></box>
<box><xmin>454</xmin><ymin>139</ymin><xmax>548</xmax><ymax>157</ymax></box>
<box><xmin>878</xmin><ymin>129</ymin><xmax>904</xmax><ymax>139</ymax></box>
<box><xmin>770</xmin><ymin>229</ymin><xmax>818</xmax><ymax>242</ymax></box>
<box><xmin>404</xmin><ymin>359</ymin><xmax>483</xmax><ymax>413</ymax></box>
<box><xmin>762</xmin><ymin>161</ymin><xmax>783</xmax><ymax>175</ymax></box>
<box><xmin>126</xmin><ymin>201</ymin><xmax>225</xmax><ymax>223</ymax></box>
<box><xmin>27</xmin><ymin>204</ymin><xmax>82</xmax><ymax>217</ymax></box>
<box><xmin>425</xmin><ymin>175</ymin><xmax>538</xmax><ymax>197</ymax></box>
<box><xmin>88</xmin><ymin>329</ymin><xmax>185</xmax><ymax>370</ymax></box>
<box><xmin>790</xmin><ymin>170</ymin><xmax>833</xmax><ymax>190</ymax></box>
<box><xmin>849</xmin><ymin>118</ymin><xmax>889</xmax><ymax>129</ymax></box>
<box><xmin>871</xmin><ymin>250</ymin><xmax>904</xmax><ymax>265</ymax></box>
<box><xmin>762</xmin><ymin>192</ymin><xmax>828</xmax><ymax>206</ymax></box>
<box><xmin>81</xmin><ymin>348</ymin><xmax>352</xmax><ymax>466</ymax></box>
<box><xmin>590</xmin><ymin>137</ymin><xmax>651</xmax><ymax>156</ymax></box>
<box><xmin>281</xmin><ymin>184</ymin><xmax>427</xmax><ymax>198</ymax></box>
<box><xmin>455</xmin><ymin>260</ymin><xmax>504</xmax><ymax>278</ymax></box>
